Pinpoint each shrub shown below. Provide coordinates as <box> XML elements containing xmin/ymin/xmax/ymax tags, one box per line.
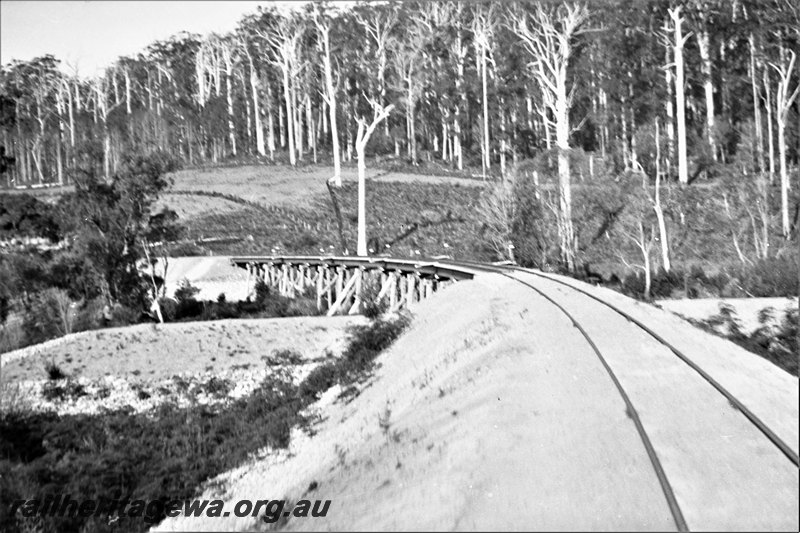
<box><xmin>41</xmin><ymin>379</ymin><xmax>86</xmax><ymax>402</ymax></box>
<box><xmin>649</xmin><ymin>268</ymin><xmax>685</xmax><ymax>298</ymax></box>
<box><xmin>268</xmin><ymin>349</ymin><xmax>304</xmax><ymax>365</ymax></box>
<box><xmin>157</xmin><ymin>297</ymin><xmax>178</xmax><ymax>322</ymax></box>
<box><xmin>697</xmin><ymin>304</ymin><xmax>798</xmax><ymax>376</ymax></box>
<box><xmin>335</xmin><ymin>315</ymin><xmax>410</xmax><ymax>382</ymax></box>
<box><xmin>174</xmin><ymin>279</ymin><xmax>203</xmax><ymax>319</ymax></box>
<box><xmin>621</xmin><ymin>266</ymin><xmax>737</xmax><ymax>300</ymax></box>
<box><xmin>734</xmin><ymin>256</ymin><xmax>799</xmax><ymax>297</ymax></box>
<box><xmin>198</xmin><ymin>377</ymin><xmax>232</xmax><ymax>398</ymax></box>
<box><xmin>111</xmin><ymin>304</ymin><xmax>140</xmax><ymax>327</ymax></box>
<box><xmin>1</xmin><ymin>307</ymin><xmax>412</xmax><ymax>533</ymax></box>
<box><xmin>254</xmin><ymin>279</ymin><xmax>271</xmax><ymax>306</ymax></box>
<box><xmin>297</xmin><ymin>363</ymin><xmax>338</xmax><ymax>400</ymax></box>
<box><xmin>359</xmin><ymin>275</ymin><xmax>387</xmax><ymax>319</ymax></box>
<box><xmin>22</xmin><ymin>288</ymin><xmax>74</xmax><ymax>345</ymax></box>
<box><xmin>72</xmin><ymin>297</ymin><xmax>106</xmax><ymax>332</ymax></box>
<box><xmin>283</xmin><ymin>296</ymin><xmax>321</xmax><ymax>317</ymax></box>
<box><xmin>44</xmin><ymin>361</ymin><xmax>67</xmax><ymax>380</ymax></box>
<box><xmin>174</xmin><ymin>278</ymin><xmax>200</xmax><ymax>302</ymax></box>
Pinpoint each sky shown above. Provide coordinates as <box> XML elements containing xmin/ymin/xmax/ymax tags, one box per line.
<box><xmin>0</xmin><ymin>1</ymin><xmax>304</xmax><ymax>76</ymax></box>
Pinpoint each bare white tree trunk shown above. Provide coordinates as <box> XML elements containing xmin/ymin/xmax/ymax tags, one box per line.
<box><xmin>357</xmin><ymin>7</ymin><xmax>396</xmax><ymax>138</ymax></box>
<box><xmin>306</xmin><ymin>92</ymin><xmax>316</xmax><ymax>163</ymax></box>
<box><xmin>669</xmin><ymin>7</ymin><xmax>690</xmax><ymax>184</ymax></box>
<box><xmin>221</xmin><ymin>46</ymin><xmax>237</xmax><ymax>157</ymax></box>
<box><xmin>282</xmin><ymin>58</ymin><xmax>296</xmax><ymax>165</ymax></box>
<box><xmin>512</xmin><ymin>3</ymin><xmax>588</xmax><ymax>272</ymax></box>
<box><xmin>314</xmin><ymin>15</ymin><xmax>341</xmax><ymax>185</ymax></box>
<box><xmin>245</xmin><ymin>49</ymin><xmax>266</xmax><ymax>157</ymax></box>
<box><xmin>406</xmin><ymin>72</ymin><xmax>417</xmax><ymax>164</ymax></box>
<box><xmin>266</xmin><ymin>79</ymin><xmax>276</xmax><ymax>160</ymax></box>
<box><xmin>653</xmin><ymin>120</ymin><xmax>671</xmax><ymax>272</ymax></box>
<box><xmin>764</xmin><ymin>68</ymin><xmax>776</xmax><ymax>181</ymax></box>
<box><xmin>292</xmin><ymin>77</ymin><xmax>303</xmax><ymax>161</ymax></box>
<box><xmin>749</xmin><ymin>33</ymin><xmax>765</xmax><ymax>172</ymax></box>
<box><xmin>771</xmin><ymin>50</ymin><xmax>800</xmax><ymax>238</ymax></box>
<box><xmin>661</xmin><ymin>30</ymin><xmax>675</xmax><ymax>175</ymax></box>
<box><xmin>261</xmin><ymin>17</ymin><xmax>302</xmax><ymax>166</ymax></box>
<box><xmin>355</xmin><ymin>101</ymin><xmax>395</xmax><ymax>256</ymax></box>
<box><xmin>697</xmin><ymin>27</ymin><xmax>717</xmax><ymax>160</ymax></box>
<box><xmin>473</xmin><ymin>4</ymin><xmax>496</xmax><ymax>180</ymax></box>
<box><xmin>454</xmin><ymin>24</ymin><xmax>466</xmax><ymax>171</ymax></box>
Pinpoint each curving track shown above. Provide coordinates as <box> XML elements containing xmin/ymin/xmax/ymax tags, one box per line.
<box><xmin>441</xmin><ymin>259</ymin><xmax>798</xmax><ymax>531</ymax></box>
<box><xmin>232</xmin><ymin>255</ymin><xmax>798</xmax><ymax>530</ymax></box>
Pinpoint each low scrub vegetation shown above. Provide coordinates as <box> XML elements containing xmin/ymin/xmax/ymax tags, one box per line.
<box><xmin>157</xmin><ymin>280</ymin><xmax>322</xmax><ymax>323</ymax></box>
<box><xmin>181</xmin><ymin>180</ymin><xmax>484</xmax><ymax>260</ymax></box>
<box><xmin>0</xmin><ymin>311</ymin><xmax>410</xmax><ymax>532</ymax></box>
<box><xmin>1</xmin><ymin>149</ymin><xmax>182</xmax><ymax>353</ymax></box>
<box><xmin>616</xmin><ymin>256</ymin><xmax>799</xmax><ymax>300</ymax></box>
<box><xmin>690</xmin><ymin>303</ymin><xmax>798</xmax><ymax>376</ymax></box>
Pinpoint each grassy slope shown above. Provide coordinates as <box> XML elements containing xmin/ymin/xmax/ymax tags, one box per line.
<box><xmin>166</xmin><ymin>173</ymin><xmax>491</xmax><ymax>261</ymax></box>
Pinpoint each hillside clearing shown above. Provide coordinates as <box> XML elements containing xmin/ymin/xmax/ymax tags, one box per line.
<box><xmin>167</xmin><ymin>164</ymin><xmax>485</xmax><ymax>209</ymax></box>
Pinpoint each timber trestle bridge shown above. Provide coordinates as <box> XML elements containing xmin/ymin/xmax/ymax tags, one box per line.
<box><xmin>230</xmin><ymin>255</ymin><xmax>488</xmax><ymax>316</ymax></box>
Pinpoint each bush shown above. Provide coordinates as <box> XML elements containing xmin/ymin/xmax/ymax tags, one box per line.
<box><xmin>359</xmin><ymin>275</ymin><xmax>387</xmax><ymax>319</ymax></box>
<box><xmin>22</xmin><ymin>288</ymin><xmax>74</xmax><ymax>345</ymax></box>
<box><xmin>72</xmin><ymin>297</ymin><xmax>106</xmax><ymax>332</ymax></box>
<box><xmin>110</xmin><ymin>304</ymin><xmax>140</xmax><ymax>327</ymax></box>
<box><xmin>297</xmin><ymin>362</ymin><xmax>338</xmax><ymax>400</ymax></box>
<box><xmin>335</xmin><ymin>315</ymin><xmax>410</xmax><ymax>382</ymax></box>
<box><xmin>254</xmin><ymin>278</ymin><xmax>271</xmax><ymax>306</ymax></box>
<box><xmin>157</xmin><ymin>297</ymin><xmax>178</xmax><ymax>322</ymax></box>
<box><xmin>621</xmin><ymin>265</ymin><xmax>737</xmax><ymax>300</ymax></box>
<box><xmin>47</xmin><ymin>251</ymin><xmax>105</xmax><ymax>301</ymax></box>
<box><xmin>734</xmin><ymin>256</ymin><xmax>799</xmax><ymax>297</ymax></box>
<box><xmin>174</xmin><ymin>279</ymin><xmax>203</xmax><ymax>319</ymax></box>
<box><xmin>698</xmin><ymin>304</ymin><xmax>798</xmax><ymax>376</ymax></box>
<box><xmin>45</xmin><ymin>361</ymin><xmax>67</xmax><ymax>380</ymax></box>
<box><xmin>267</xmin><ymin>349</ymin><xmax>304</xmax><ymax>365</ymax></box>
<box><xmin>41</xmin><ymin>379</ymin><xmax>86</xmax><ymax>402</ymax></box>
<box><xmin>1</xmin><ymin>306</ymin><xmax>412</xmax><ymax>533</ymax></box>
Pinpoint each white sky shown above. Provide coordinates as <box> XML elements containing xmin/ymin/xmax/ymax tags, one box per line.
<box><xmin>0</xmin><ymin>1</ymin><xmax>309</xmax><ymax>76</ymax></box>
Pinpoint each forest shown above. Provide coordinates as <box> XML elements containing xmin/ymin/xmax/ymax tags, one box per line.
<box><xmin>0</xmin><ymin>0</ymin><xmax>798</xmax><ymax>298</ymax></box>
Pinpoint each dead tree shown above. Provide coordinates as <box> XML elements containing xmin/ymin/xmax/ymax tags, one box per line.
<box><xmin>472</xmin><ymin>3</ymin><xmax>499</xmax><ymax>179</ymax></box>
<box><xmin>219</xmin><ymin>39</ymin><xmax>238</xmax><ymax>157</ymax></box>
<box><xmin>770</xmin><ymin>50</ymin><xmax>800</xmax><ymax>239</ymax></box>
<box><xmin>357</xmin><ymin>5</ymin><xmax>398</xmax><ymax>139</ymax></box>
<box><xmin>261</xmin><ymin>16</ymin><xmax>304</xmax><ymax>166</ymax></box>
<box><xmin>512</xmin><ymin>2</ymin><xmax>589</xmax><ymax>273</ymax></box>
<box><xmin>239</xmin><ymin>36</ymin><xmax>266</xmax><ymax>157</ymax></box>
<box><xmin>93</xmin><ymin>72</ymin><xmax>122</xmax><ymax>181</ymax></box>
<box><xmin>314</xmin><ymin>7</ymin><xmax>342</xmax><ymax>185</ymax></box>
<box><xmin>668</xmin><ymin>7</ymin><xmax>691</xmax><ymax>184</ymax></box>
<box><xmin>695</xmin><ymin>10</ymin><xmax>717</xmax><ymax>160</ymax></box>
<box><xmin>355</xmin><ymin>98</ymin><xmax>394</xmax><ymax>256</ymax></box>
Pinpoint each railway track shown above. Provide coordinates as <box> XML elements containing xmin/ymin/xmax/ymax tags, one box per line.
<box><xmin>234</xmin><ymin>254</ymin><xmax>798</xmax><ymax>530</ymax></box>
<box><xmin>436</xmin><ymin>259</ymin><xmax>797</xmax><ymax>530</ymax></box>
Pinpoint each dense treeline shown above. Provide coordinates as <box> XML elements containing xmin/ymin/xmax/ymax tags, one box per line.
<box><xmin>0</xmin><ymin>0</ymin><xmax>798</xmax><ymax>277</ymax></box>
<box><xmin>1</xmin><ymin>1</ymin><xmax>797</xmax><ymax>182</ymax></box>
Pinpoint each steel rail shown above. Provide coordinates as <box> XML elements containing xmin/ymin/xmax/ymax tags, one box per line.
<box><xmin>455</xmin><ymin>261</ymin><xmax>689</xmax><ymax>531</ymax></box>
<box><xmin>232</xmin><ymin>254</ymin><xmax>798</xmax><ymax>529</ymax></box>
<box><xmin>232</xmin><ymin>255</ymin><xmax>688</xmax><ymax>530</ymax></box>
<box><xmin>503</xmin><ymin>265</ymin><xmax>800</xmax><ymax>469</ymax></box>
<box><xmin>434</xmin><ymin>257</ymin><xmax>799</xmax><ymax>468</ymax></box>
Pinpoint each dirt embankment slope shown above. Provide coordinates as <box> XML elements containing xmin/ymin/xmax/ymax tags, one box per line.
<box><xmin>156</xmin><ymin>275</ymin><xmax>798</xmax><ymax>531</ymax></box>
<box><xmin>1</xmin><ymin>316</ymin><xmax>363</xmax><ymax>383</ymax></box>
